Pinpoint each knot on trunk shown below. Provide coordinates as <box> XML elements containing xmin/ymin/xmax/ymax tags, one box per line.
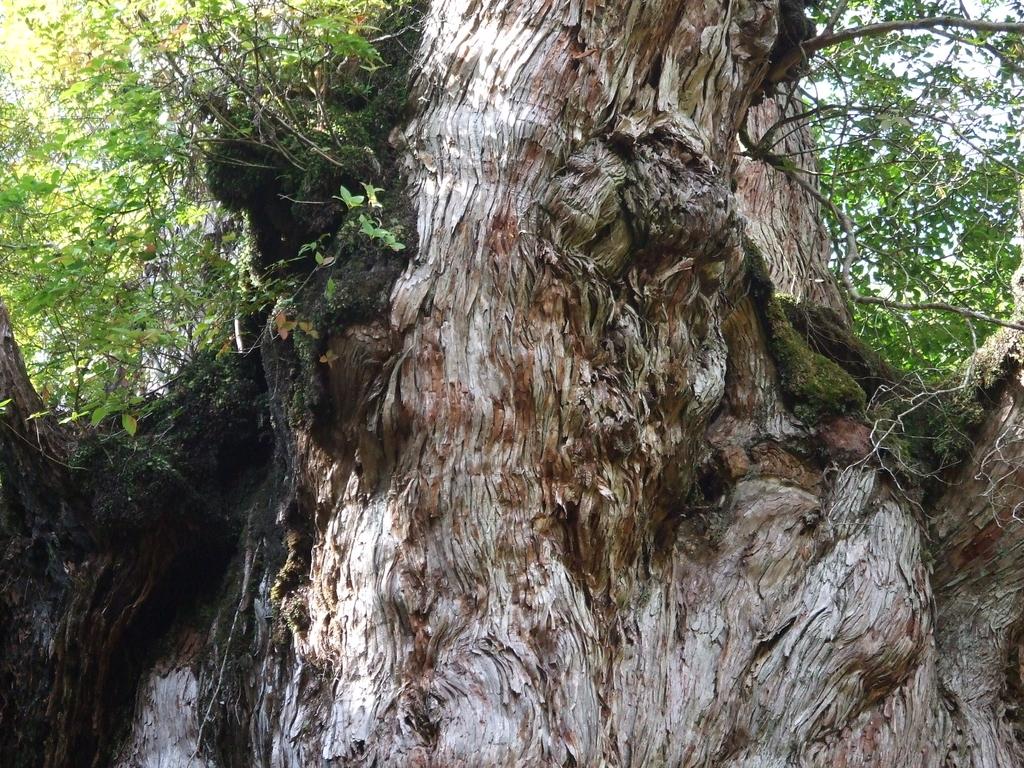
<box><xmin>620</xmin><ymin>135</ymin><xmax>734</xmax><ymax>259</ymax></box>
<box><xmin>544</xmin><ymin>142</ymin><xmax>633</xmax><ymax>276</ymax></box>
<box><xmin>544</xmin><ymin>125</ymin><xmax>737</xmax><ymax>287</ymax></box>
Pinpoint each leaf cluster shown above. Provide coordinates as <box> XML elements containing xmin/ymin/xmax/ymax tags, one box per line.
<box><xmin>0</xmin><ymin>0</ymin><xmax>417</xmax><ymax>425</ymax></box>
<box><xmin>774</xmin><ymin>0</ymin><xmax>1023</xmax><ymax>375</ymax></box>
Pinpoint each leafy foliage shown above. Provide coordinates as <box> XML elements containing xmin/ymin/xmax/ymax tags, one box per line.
<box><xmin>72</xmin><ymin>349</ymin><xmax>271</xmax><ymax>533</ymax></box>
<box><xmin>802</xmin><ymin>0</ymin><xmax>1023</xmax><ymax>373</ymax></box>
<box><xmin>0</xmin><ymin>0</ymin><xmax>415</xmax><ymax>425</ymax></box>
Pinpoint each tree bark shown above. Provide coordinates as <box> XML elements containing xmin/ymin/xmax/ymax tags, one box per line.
<box><xmin>4</xmin><ymin>1</ymin><xmax>1024</xmax><ymax>766</ymax></box>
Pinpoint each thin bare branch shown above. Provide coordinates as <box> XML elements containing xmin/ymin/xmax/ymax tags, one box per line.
<box><xmin>769</xmin><ymin>15</ymin><xmax>1024</xmax><ymax>83</ymax></box>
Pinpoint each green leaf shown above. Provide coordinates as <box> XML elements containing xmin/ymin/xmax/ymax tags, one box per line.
<box><xmin>121</xmin><ymin>412</ymin><xmax>138</xmax><ymax>436</ymax></box>
<box><xmin>337</xmin><ymin>185</ymin><xmax>365</xmax><ymax>209</ymax></box>
<box><xmin>361</xmin><ymin>182</ymin><xmax>383</xmax><ymax>208</ymax></box>
<box><xmin>90</xmin><ymin>404</ymin><xmax>113</xmax><ymax>426</ymax></box>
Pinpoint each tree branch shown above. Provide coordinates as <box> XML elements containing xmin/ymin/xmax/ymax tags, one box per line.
<box><xmin>0</xmin><ymin>301</ymin><xmax>73</xmax><ymax>519</ymax></box>
<box><xmin>769</xmin><ymin>16</ymin><xmax>1024</xmax><ymax>83</ymax></box>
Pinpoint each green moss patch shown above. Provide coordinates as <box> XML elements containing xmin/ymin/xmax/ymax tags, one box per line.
<box><xmin>743</xmin><ymin>239</ymin><xmax>867</xmax><ymax>423</ymax></box>
<box><xmin>764</xmin><ymin>295</ymin><xmax>867</xmax><ymax>422</ymax></box>
<box><xmin>781</xmin><ymin>300</ymin><xmax>895</xmax><ymax>399</ymax></box>
<box><xmin>270</xmin><ymin>528</ymin><xmax>313</xmax><ymax>639</ymax></box>
<box><xmin>72</xmin><ymin>351</ymin><xmax>272</xmax><ymax>535</ymax></box>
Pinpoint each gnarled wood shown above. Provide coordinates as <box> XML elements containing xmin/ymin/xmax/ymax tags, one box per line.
<box><xmin>4</xmin><ymin>1</ymin><xmax>1024</xmax><ymax>766</ymax></box>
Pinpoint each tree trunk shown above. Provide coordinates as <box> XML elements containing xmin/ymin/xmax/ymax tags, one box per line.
<box><xmin>3</xmin><ymin>1</ymin><xmax>1024</xmax><ymax>766</ymax></box>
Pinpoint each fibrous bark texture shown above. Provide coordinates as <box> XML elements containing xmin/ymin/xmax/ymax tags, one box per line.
<box><xmin>4</xmin><ymin>1</ymin><xmax>1024</xmax><ymax>767</ymax></box>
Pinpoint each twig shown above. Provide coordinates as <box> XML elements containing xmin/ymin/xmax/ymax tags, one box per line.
<box><xmin>189</xmin><ymin>538</ymin><xmax>262</xmax><ymax>765</ymax></box>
